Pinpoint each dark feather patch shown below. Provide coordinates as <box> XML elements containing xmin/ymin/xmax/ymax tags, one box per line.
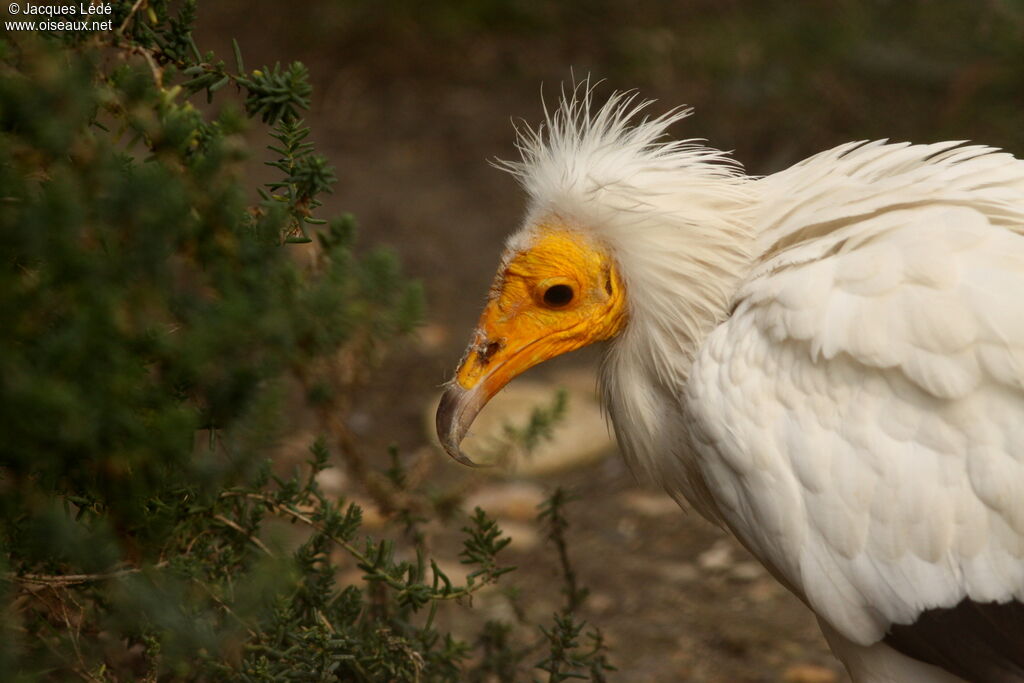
<box><xmin>884</xmin><ymin>598</ymin><xmax>1024</xmax><ymax>683</ymax></box>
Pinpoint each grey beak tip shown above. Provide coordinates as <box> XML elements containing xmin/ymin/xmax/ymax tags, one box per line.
<box><xmin>436</xmin><ymin>383</ymin><xmax>489</xmax><ymax>468</ymax></box>
<box><xmin>452</xmin><ymin>451</ymin><xmax>488</xmax><ymax>469</ymax></box>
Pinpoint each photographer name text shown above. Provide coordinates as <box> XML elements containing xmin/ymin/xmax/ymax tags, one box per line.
<box><xmin>8</xmin><ymin>2</ymin><xmax>112</xmax><ymax>16</ymax></box>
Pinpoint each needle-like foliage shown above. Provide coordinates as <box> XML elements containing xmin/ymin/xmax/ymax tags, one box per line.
<box><xmin>0</xmin><ymin>2</ymin><xmax>610</xmax><ymax>680</ymax></box>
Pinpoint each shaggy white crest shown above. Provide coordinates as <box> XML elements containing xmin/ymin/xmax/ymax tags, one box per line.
<box><xmin>498</xmin><ymin>86</ymin><xmax>747</xmax><ymax>222</ymax></box>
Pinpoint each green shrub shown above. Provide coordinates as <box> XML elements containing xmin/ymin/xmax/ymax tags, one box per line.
<box><xmin>0</xmin><ymin>2</ymin><xmax>611</xmax><ymax>680</ymax></box>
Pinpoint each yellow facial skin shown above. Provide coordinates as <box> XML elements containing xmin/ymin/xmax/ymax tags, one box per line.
<box><xmin>436</xmin><ymin>225</ymin><xmax>628</xmax><ymax>466</ymax></box>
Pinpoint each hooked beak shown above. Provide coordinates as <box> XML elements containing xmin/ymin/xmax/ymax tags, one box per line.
<box><xmin>435</xmin><ymin>299</ymin><xmax>566</xmax><ymax>467</ymax></box>
<box><xmin>435</xmin><ymin>325</ymin><xmax>530</xmax><ymax>467</ymax></box>
<box><xmin>435</xmin><ymin>381</ymin><xmax>488</xmax><ymax>467</ymax></box>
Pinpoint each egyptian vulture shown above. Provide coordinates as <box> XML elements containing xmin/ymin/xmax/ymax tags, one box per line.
<box><xmin>435</xmin><ymin>88</ymin><xmax>1024</xmax><ymax>682</ymax></box>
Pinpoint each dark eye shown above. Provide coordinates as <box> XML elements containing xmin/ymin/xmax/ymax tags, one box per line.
<box><xmin>543</xmin><ymin>284</ymin><xmax>574</xmax><ymax>308</ymax></box>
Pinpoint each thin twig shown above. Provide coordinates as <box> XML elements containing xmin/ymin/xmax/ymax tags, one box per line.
<box><xmin>127</xmin><ymin>44</ymin><xmax>165</xmax><ymax>89</ymax></box>
<box><xmin>212</xmin><ymin>513</ymin><xmax>274</xmax><ymax>556</ymax></box>
<box><xmin>6</xmin><ymin>562</ymin><xmax>168</xmax><ymax>587</ymax></box>
<box><xmin>54</xmin><ymin>586</ymin><xmax>88</xmax><ymax>679</ymax></box>
<box><xmin>540</xmin><ymin>488</ymin><xmax>587</xmax><ymax>613</ymax></box>
<box><xmin>117</xmin><ymin>0</ymin><xmax>147</xmax><ymax>35</ymax></box>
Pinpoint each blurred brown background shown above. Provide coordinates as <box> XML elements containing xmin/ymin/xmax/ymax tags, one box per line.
<box><xmin>192</xmin><ymin>2</ymin><xmax>1024</xmax><ymax>680</ymax></box>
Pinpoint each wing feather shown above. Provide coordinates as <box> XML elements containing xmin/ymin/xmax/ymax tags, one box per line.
<box><xmin>684</xmin><ymin>201</ymin><xmax>1024</xmax><ymax>658</ymax></box>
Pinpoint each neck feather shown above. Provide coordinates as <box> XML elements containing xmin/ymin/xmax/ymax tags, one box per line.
<box><xmin>593</xmin><ymin>177</ymin><xmax>756</xmax><ymax>486</ymax></box>
<box><xmin>602</xmin><ymin>185</ymin><xmax>756</xmax><ymax>390</ymax></box>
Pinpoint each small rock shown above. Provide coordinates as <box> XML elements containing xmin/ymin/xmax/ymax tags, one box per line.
<box><xmin>315</xmin><ymin>467</ymin><xmax>347</xmax><ymax>497</ymax></box>
<box><xmin>617</xmin><ymin>517</ymin><xmax>638</xmax><ymax>540</ymax></box>
<box><xmin>656</xmin><ymin>562</ymin><xmax>699</xmax><ymax>583</ymax></box>
<box><xmin>748</xmin><ymin>577</ymin><xmax>783</xmax><ymax>602</ymax></box>
<box><xmin>497</xmin><ymin>520</ymin><xmax>540</xmax><ymax>551</ymax></box>
<box><xmin>729</xmin><ymin>561</ymin><xmax>764</xmax><ymax>582</ymax></box>
<box><xmin>347</xmin><ymin>410</ymin><xmax>372</xmax><ymax>434</ymax></box>
<box><xmin>621</xmin><ymin>490</ymin><xmax>681</xmax><ymax>517</ymax></box>
<box><xmin>782</xmin><ymin>663</ymin><xmax>839</xmax><ymax>683</ymax></box>
<box><xmin>477</xmin><ymin>592</ymin><xmax>519</xmax><ymax>624</ymax></box>
<box><xmin>463</xmin><ymin>481</ymin><xmax>546</xmax><ymax>522</ymax></box>
<box><xmin>588</xmin><ymin>592</ymin><xmax>616</xmax><ymax>614</ymax></box>
<box><xmin>697</xmin><ymin>539</ymin><xmax>734</xmax><ymax>572</ymax></box>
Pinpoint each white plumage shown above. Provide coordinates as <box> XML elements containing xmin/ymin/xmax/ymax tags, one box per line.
<box><xmin>498</xmin><ymin>89</ymin><xmax>1024</xmax><ymax>682</ymax></box>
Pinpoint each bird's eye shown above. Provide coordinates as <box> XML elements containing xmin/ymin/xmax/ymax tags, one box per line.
<box><xmin>542</xmin><ymin>284</ymin><xmax>574</xmax><ymax>308</ymax></box>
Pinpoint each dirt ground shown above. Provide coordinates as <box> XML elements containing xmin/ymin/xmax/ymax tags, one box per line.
<box><xmin>193</xmin><ymin>6</ymin><xmax>852</xmax><ymax>680</ymax></box>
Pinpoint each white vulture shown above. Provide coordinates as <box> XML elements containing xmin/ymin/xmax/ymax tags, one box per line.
<box><xmin>435</xmin><ymin>88</ymin><xmax>1024</xmax><ymax>683</ymax></box>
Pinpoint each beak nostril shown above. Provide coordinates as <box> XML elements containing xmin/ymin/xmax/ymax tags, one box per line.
<box><xmin>479</xmin><ymin>340</ymin><xmax>503</xmax><ymax>364</ymax></box>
